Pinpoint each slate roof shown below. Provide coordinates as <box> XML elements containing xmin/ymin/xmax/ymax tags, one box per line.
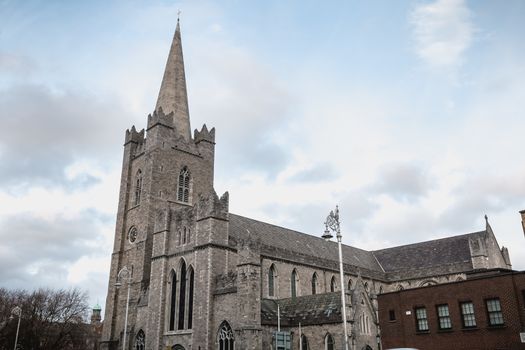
<box><xmin>372</xmin><ymin>231</ymin><xmax>485</xmax><ymax>279</ymax></box>
<box><xmin>261</xmin><ymin>293</ymin><xmax>343</xmax><ymax>326</ymax></box>
<box><xmin>229</xmin><ymin>214</ymin><xmax>485</xmax><ymax>281</ymax></box>
<box><xmin>229</xmin><ymin>214</ymin><xmax>384</xmax><ymax>277</ymax></box>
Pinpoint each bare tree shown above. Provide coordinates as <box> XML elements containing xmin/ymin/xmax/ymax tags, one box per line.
<box><xmin>0</xmin><ymin>287</ymin><xmax>96</xmax><ymax>350</ymax></box>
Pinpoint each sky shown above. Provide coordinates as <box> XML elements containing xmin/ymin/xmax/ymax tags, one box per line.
<box><xmin>1</xmin><ymin>0</ymin><xmax>524</xmax><ymax>314</ymax></box>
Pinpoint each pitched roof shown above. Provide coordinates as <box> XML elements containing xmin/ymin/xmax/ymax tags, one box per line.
<box><xmin>372</xmin><ymin>231</ymin><xmax>484</xmax><ymax>279</ymax></box>
<box><xmin>261</xmin><ymin>293</ymin><xmax>343</xmax><ymax>326</ymax></box>
<box><xmin>229</xmin><ymin>214</ymin><xmax>484</xmax><ymax>281</ymax></box>
<box><xmin>229</xmin><ymin>214</ymin><xmax>384</xmax><ymax>276</ymax></box>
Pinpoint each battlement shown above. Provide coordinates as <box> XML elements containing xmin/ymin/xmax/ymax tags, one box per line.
<box><xmin>147</xmin><ymin>107</ymin><xmax>175</xmax><ymax>131</ymax></box>
<box><xmin>194</xmin><ymin>124</ymin><xmax>216</xmax><ymax>144</ymax></box>
<box><xmin>124</xmin><ymin>125</ymin><xmax>145</xmax><ymax>145</ymax></box>
<box><xmin>196</xmin><ymin>190</ymin><xmax>229</xmax><ymax>221</ymax></box>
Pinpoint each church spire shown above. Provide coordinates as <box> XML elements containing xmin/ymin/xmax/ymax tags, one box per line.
<box><xmin>155</xmin><ymin>18</ymin><xmax>191</xmax><ymax>141</ymax></box>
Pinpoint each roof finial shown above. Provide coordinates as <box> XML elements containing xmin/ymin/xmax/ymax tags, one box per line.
<box><xmin>484</xmin><ymin>214</ymin><xmax>489</xmax><ymax>225</ymax></box>
<box><xmin>177</xmin><ymin>9</ymin><xmax>181</xmax><ymax>22</ymax></box>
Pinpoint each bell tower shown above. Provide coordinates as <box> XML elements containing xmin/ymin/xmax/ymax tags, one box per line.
<box><xmin>100</xmin><ymin>19</ymin><xmax>217</xmax><ymax>350</ymax></box>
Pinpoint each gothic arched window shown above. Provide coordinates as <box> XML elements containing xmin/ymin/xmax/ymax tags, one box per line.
<box><xmin>134</xmin><ymin>170</ymin><xmax>143</xmax><ymax>206</ymax></box>
<box><xmin>168</xmin><ymin>270</ymin><xmax>177</xmax><ymax>331</ymax></box>
<box><xmin>311</xmin><ymin>273</ymin><xmax>317</xmax><ymax>295</ymax></box>
<box><xmin>178</xmin><ymin>260</ymin><xmax>187</xmax><ymax>330</ymax></box>
<box><xmin>301</xmin><ymin>334</ymin><xmax>309</xmax><ymax>350</ymax></box>
<box><xmin>187</xmin><ymin>266</ymin><xmax>194</xmax><ymax>329</ymax></box>
<box><xmin>291</xmin><ymin>269</ymin><xmax>298</xmax><ymax>298</ymax></box>
<box><xmin>182</xmin><ymin>227</ymin><xmax>187</xmax><ymax>244</ymax></box>
<box><xmin>325</xmin><ymin>333</ymin><xmax>334</xmax><ymax>350</ymax></box>
<box><xmin>268</xmin><ymin>264</ymin><xmax>276</xmax><ymax>297</ymax></box>
<box><xmin>217</xmin><ymin>321</ymin><xmax>234</xmax><ymax>350</ymax></box>
<box><xmin>135</xmin><ymin>330</ymin><xmax>145</xmax><ymax>350</ymax></box>
<box><xmin>177</xmin><ymin>230</ymin><xmax>181</xmax><ymax>246</ymax></box>
<box><xmin>330</xmin><ymin>276</ymin><xmax>336</xmax><ymax>292</ymax></box>
<box><xmin>348</xmin><ymin>279</ymin><xmax>353</xmax><ymax>291</ymax></box>
<box><xmin>177</xmin><ymin>167</ymin><xmax>190</xmax><ymax>203</ymax></box>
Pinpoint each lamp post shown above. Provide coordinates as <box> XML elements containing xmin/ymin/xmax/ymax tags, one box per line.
<box><xmin>376</xmin><ymin>334</ymin><xmax>381</xmax><ymax>350</ymax></box>
<box><xmin>324</xmin><ymin>206</ymin><xmax>349</xmax><ymax>350</ymax></box>
<box><xmin>116</xmin><ymin>266</ymin><xmax>132</xmax><ymax>350</ymax></box>
<box><xmin>11</xmin><ymin>306</ymin><xmax>21</xmax><ymax>350</ymax></box>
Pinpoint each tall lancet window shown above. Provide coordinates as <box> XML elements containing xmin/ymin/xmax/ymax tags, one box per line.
<box><xmin>187</xmin><ymin>266</ymin><xmax>194</xmax><ymax>329</ymax></box>
<box><xmin>168</xmin><ymin>270</ymin><xmax>177</xmax><ymax>331</ymax></box>
<box><xmin>177</xmin><ymin>167</ymin><xmax>190</xmax><ymax>203</ymax></box>
<box><xmin>134</xmin><ymin>170</ymin><xmax>143</xmax><ymax>205</ymax></box>
<box><xmin>178</xmin><ymin>260</ymin><xmax>187</xmax><ymax>330</ymax></box>
<box><xmin>330</xmin><ymin>276</ymin><xmax>337</xmax><ymax>292</ymax></box>
<box><xmin>291</xmin><ymin>269</ymin><xmax>298</xmax><ymax>298</ymax></box>
<box><xmin>268</xmin><ymin>264</ymin><xmax>276</xmax><ymax>297</ymax></box>
<box><xmin>311</xmin><ymin>273</ymin><xmax>318</xmax><ymax>295</ymax></box>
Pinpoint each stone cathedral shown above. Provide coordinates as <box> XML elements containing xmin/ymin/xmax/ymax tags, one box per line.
<box><xmin>100</xmin><ymin>21</ymin><xmax>513</xmax><ymax>350</ymax></box>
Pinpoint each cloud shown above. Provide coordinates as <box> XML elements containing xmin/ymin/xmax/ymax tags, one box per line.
<box><xmin>410</xmin><ymin>0</ymin><xmax>474</xmax><ymax>67</ymax></box>
<box><xmin>371</xmin><ymin>162</ymin><xmax>435</xmax><ymax>202</ymax></box>
<box><xmin>0</xmin><ymin>210</ymin><xmax>111</xmax><ymax>289</ymax></box>
<box><xmin>188</xmin><ymin>39</ymin><xmax>294</xmax><ymax>178</ymax></box>
<box><xmin>287</xmin><ymin>162</ymin><xmax>339</xmax><ymax>183</ymax></box>
<box><xmin>0</xmin><ymin>84</ymin><xmax>126</xmax><ymax>190</ymax></box>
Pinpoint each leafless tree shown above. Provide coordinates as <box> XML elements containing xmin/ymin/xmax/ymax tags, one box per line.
<box><xmin>0</xmin><ymin>287</ymin><xmax>97</xmax><ymax>350</ymax></box>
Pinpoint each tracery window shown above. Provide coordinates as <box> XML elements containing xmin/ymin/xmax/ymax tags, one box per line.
<box><xmin>135</xmin><ymin>330</ymin><xmax>145</xmax><ymax>350</ymax></box>
<box><xmin>311</xmin><ymin>273</ymin><xmax>317</xmax><ymax>295</ymax></box>
<box><xmin>324</xmin><ymin>333</ymin><xmax>334</xmax><ymax>350</ymax></box>
<box><xmin>218</xmin><ymin>321</ymin><xmax>234</xmax><ymax>350</ymax></box>
<box><xmin>177</xmin><ymin>167</ymin><xmax>190</xmax><ymax>203</ymax></box>
<box><xmin>268</xmin><ymin>264</ymin><xmax>276</xmax><ymax>297</ymax></box>
<box><xmin>291</xmin><ymin>269</ymin><xmax>298</xmax><ymax>298</ymax></box>
<box><xmin>134</xmin><ymin>170</ymin><xmax>143</xmax><ymax>205</ymax></box>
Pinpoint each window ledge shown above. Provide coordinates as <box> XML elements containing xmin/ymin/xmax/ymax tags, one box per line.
<box><xmin>487</xmin><ymin>324</ymin><xmax>507</xmax><ymax>330</ymax></box>
<box><xmin>165</xmin><ymin>330</ymin><xmax>193</xmax><ymax>336</ymax></box>
<box><xmin>437</xmin><ymin>329</ymin><xmax>453</xmax><ymax>333</ymax></box>
<box><xmin>415</xmin><ymin>331</ymin><xmax>430</xmax><ymax>335</ymax></box>
<box><xmin>461</xmin><ymin>327</ymin><xmax>479</xmax><ymax>332</ymax></box>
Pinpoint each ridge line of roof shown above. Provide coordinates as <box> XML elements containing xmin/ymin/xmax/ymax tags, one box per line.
<box><xmin>373</xmin><ymin>230</ymin><xmax>487</xmax><ymax>253</ymax></box>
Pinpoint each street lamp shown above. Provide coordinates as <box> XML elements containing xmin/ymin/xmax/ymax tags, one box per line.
<box><xmin>376</xmin><ymin>334</ymin><xmax>381</xmax><ymax>350</ymax></box>
<box><xmin>116</xmin><ymin>266</ymin><xmax>132</xmax><ymax>350</ymax></box>
<box><xmin>324</xmin><ymin>206</ymin><xmax>349</xmax><ymax>350</ymax></box>
<box><xmin>11</xmin><ymin>306</ymin><xmax>21</xmax><ymax>350</ymax></box>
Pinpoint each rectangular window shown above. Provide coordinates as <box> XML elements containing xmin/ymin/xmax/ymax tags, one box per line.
<box><xmin>486</xmin><ymin>298</ymin><xmax>504</xmax><ymax>326</ymax></box>
<box><xmin>436</xmin><ymin>304</ymin><xmax>452</xmax><ymax>330</ymax></box>
<box><xmin>460</xmin><ymin>301</ymin><xmax>476</xmax><ymax>328</ymax></box>
<box><xmin>415</xmin><ymin>307</ymin><xmax>429</xmax><ymax>332</ymax></box>
<box><xmin>389</xmin><ymin>309</ymin><xmax>396</xmax><ymax>321</ymax></box>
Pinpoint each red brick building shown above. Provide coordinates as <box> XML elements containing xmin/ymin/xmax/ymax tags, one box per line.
<box><xmin>378</xmin><ymin>269</ymin><xmax>525</xmax><ymax>350</ymax></box>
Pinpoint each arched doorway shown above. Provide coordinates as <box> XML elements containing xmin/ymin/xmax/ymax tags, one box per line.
<box><xmin>172</xmin><ymin>345</ymin><xmax>185</xmax><ymax>350</ymax></box>
<box><xmin>362</xmin><ymin>345</ymin><xmax>373</xmax><ymax>350</ymax></box>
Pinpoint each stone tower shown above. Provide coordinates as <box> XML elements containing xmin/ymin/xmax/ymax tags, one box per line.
<box><xmin>100</xmin><ymin>19</ymin><xmax>218</xmax><ymax>350</ymax></box>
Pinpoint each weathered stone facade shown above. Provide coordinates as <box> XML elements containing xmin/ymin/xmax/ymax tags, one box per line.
<box><xmin>100</xmin><ymin>22</ymin><xmax>513</xmax><ymax>350</ymax></box>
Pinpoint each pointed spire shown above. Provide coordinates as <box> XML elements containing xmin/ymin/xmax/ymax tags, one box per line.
<box><xmin>155</xmin><ymin>18</ymin><xmax>191</xmax><ymax>141</ymax></box>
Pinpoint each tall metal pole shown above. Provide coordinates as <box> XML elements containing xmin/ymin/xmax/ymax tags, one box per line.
<box><xmin>11</xmin><ymin>306</ymin><xmax>21</xmax><ymax>350</ymax></box>
<box><xmin>116</xmin><ymin>267</ymin><xmax>131</xmax><ymax>350</ymax></box>
<box><xmin>325</xmin><ymin>206</ymin><xmax>349</xmax><ymax>350</ymax></box>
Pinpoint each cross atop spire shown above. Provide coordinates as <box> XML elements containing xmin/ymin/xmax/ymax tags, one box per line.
<box><xmin>155</xmin><ymin>19</ymin><xmax>191</xmax><ymax>141</ymax></box>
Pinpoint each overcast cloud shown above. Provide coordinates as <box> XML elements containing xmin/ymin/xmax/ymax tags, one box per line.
<box><xmin>0</xmin><ymin>1</ymin><xmax>524</xmax><ymax>313</ymax></box>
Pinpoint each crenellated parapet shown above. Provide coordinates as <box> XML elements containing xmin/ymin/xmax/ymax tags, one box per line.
<box><xmin>124</xmin><ymin>125</ymin><xmax>145</xmax><ymax>145</ymax></box>
<box><xmin>196</xmin><ymin>190</ymin><xmax>229</xmax><ymax>221</ymax></box>
<box><xmin>194</xmin><ymin>124</ymin><xmax>216</xmax><ymax>144</ymax></box>
<box><xmin>147</xmin><ymin>107</ymin><xmax>175</xmax><ymax>131</ymax></box>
